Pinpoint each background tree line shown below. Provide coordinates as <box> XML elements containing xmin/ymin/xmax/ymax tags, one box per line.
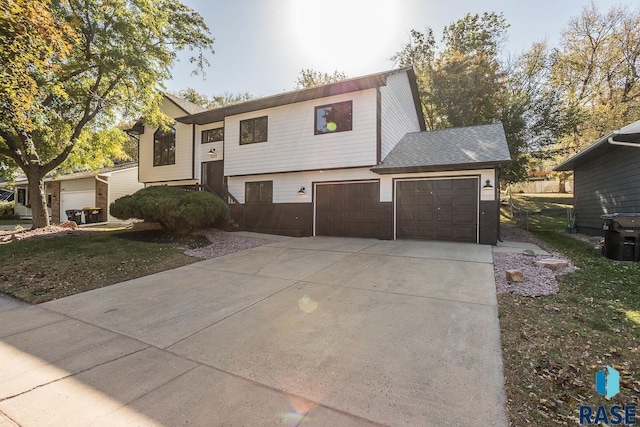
<box><xmin>390</xmin><ymin>4</ymin><xmax>640</xmax><ymax>185</ymax></box>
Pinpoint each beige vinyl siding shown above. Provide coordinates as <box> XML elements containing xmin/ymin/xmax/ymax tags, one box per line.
<box><xmin>380</xmin><ymin>71</ymin><xmax>422</xmax><ymax>159</ymax></box>
<box><xmin>107</xmin><ymin>168</ymin><xmax>144</xmax><ymax>222</ymax></box>
<box><xmin>139</xmin><ymin>99</ymin><xmax>194</xmax><ymax>184</ymax></box>
<box><xmin>59</xmin><ymin>177</ymin><xmax>95</xmax><ymax>192</ymax></box>
<box><xmin>224</xmin><ymin>89</ymin><xmax>378</xmax><ymax>176</ymax></box>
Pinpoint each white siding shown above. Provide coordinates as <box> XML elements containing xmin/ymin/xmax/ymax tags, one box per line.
<box><xmin>380</xmin><ymin>72</ymin><xmax>422</xmax><ymax>159</ymax></box>
<box><xmin>106</xmin><ymin>168</ymin><xmax>144</xmax><ymax>222</ymax></box>
<box><xmin>195</xmin><ymin>121</ymin><xmax>224</xmax><ymax>180</ymax></box>
<box><xmin>59</xmin><ymin>177</ymin><xmax>95</xmax><ymax>192</ymax></box>
<box><xmin>139</xmin><ymin>99</ymin><xmax>194</xmax><ymax>184</ymax></box>
<box><xmin>224</xmin><ymin>90</ymin><xmax>378</xmax><ymax>176</ymax></box>
<box><xmin>228</xmin><ymin>168</ymin><xmax>380</xmax><ymax>204</ymax></box>
<box><xmin>379</xmin><ymin>169</ymin><xmax>497</xmax><ymax>202</ymax></box>
<box><xmin>227</xmin><ymin>167</ymin><xmax>496</xmax><ymax>205</ymax></box>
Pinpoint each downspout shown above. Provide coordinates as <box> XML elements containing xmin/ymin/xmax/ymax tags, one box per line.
<box><xmin>608</xmin><ymin>136</ymin><xmax>640</xmax><ymax>147</ymax></box>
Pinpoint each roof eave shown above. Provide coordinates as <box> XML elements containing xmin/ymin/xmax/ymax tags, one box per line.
<box><xmin>371</xmin><ymin>160</ymin><xmax>512</xmax><ymax>175</ymax></box>
<box><xmin>175</xmin><ymin>69</ymin><xmax>407</xmax><ymax>125</ymax></box>
<box><xmin>553</xmin><ymin>133</ymin><xmax>613</xmax><ymax>171</ymax></box>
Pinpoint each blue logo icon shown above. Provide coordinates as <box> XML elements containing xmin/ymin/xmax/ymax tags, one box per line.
<box><xmin>596</xmin><ymin>366</ymin><xmax>620</xmax><ymax>400</ymax></box>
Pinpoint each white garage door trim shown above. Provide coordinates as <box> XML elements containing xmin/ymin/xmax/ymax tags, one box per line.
<box><xmin>393</xmin><ymin>176</ymin><xmax>480</xmax><ymax>242</ymax></box>
<box><xmin>312</xmin><ymin>180</ymin><xmax>379</xmax><ymax>237</ymax></box>
<box><xmin>60</xmin><ymin>190</ymin><xmax>96</xmax><ymax>223</ymax></box>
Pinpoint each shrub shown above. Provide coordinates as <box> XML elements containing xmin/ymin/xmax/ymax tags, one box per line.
<box><xmin>0</xmin><ymin>202</ymin><xmax>17</xmax><ymax>220</ymax></box>
<box><xmin>110</xmin><ymin>186</ymin><xmax>229</xmax><ymax>232</ymax></box>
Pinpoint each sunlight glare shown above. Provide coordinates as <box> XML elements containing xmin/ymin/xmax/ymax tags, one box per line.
<box><xmin>289</xmin><ymin>0</ymin><xmax>399</xmax><ymax>70</ymax></box>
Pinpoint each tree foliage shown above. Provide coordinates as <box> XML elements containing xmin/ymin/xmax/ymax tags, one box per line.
<box><xmin>0</xmin><ymin>0</ymin><xmax>214</xmax><ymax>228</ymax></box>
<box><xmin>295</xmin><ymin>69</ymin><xmax>348</xmax><ymax>89</ymax></box>
<box><xmin>392</xmin><ymin>13</ymin><xmax>532</xmax><ymax>182</ymax></box>
<box><xmin>550</xmin><ymin>3</ymin><xmax>640</xmax><ymax>154</ymax></box>
<box><xmin>110</xmin><ymin>186</ymin><xmax>228</xmax><ymax>232</ymax></box>
<box><xmin>174</xmin><ymin>88</ymin><xmax>254</xmax><ymax>109</ymax></box>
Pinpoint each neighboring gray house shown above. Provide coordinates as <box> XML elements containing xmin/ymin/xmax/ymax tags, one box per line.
<box><xmin>554</xmin><ymin>119</ymin><xmax>640</xmax><ymax>235</ymax></box>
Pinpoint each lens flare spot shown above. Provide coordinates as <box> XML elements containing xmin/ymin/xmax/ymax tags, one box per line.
<box><xmin>326</xmin><ymin>122</ymin><xmax>337</xmax><ymax>132</ymax></box>
<box><xmin>298</xmin><ymin>295</ymin><xmax>318</xmax><ymax>313</ymax></box>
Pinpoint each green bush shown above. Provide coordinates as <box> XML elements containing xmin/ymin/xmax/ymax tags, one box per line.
<box><xmin>0</xmin><ymin>202</ymin><xmax>17</xmax><ymax>220</ymax></box>
<box><xmin>110</xmin><ymin>186</ymin><xmax>229</xmax><ymax>232</ymax></box>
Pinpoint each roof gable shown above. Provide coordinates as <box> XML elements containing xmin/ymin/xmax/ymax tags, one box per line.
<box><xmin>372</xmin><ymin>123</ymin><xmax>512</xmax><ymax>174</ymax></box>
<box><xmin>163</xmin><ymin>93</ymin><xmax>208</xmax><ymax>115</ymax></box>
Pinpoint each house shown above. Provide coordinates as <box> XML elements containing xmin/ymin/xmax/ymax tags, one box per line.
<box><xmin>135</xmin><ymin>67</ymin><xmax>511</xmax><ymax>244</ymax></box>
<box><xmin>554</xmin><ymin>119</ymin><xmax>640</xmax><ymax>235</ymax></box>
<box><xmin>13</xmin><ymin>163</ymin><xmax>143</xmax><ymax>224</ymax></box>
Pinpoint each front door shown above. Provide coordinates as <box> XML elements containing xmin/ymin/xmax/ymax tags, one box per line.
<box><xmin>202</xmin><ymin>161</ymin><xmax>224</xmax><ymax>196</ymax></box>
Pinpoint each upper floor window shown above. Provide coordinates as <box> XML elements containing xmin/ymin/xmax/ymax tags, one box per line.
<box><xmin>240</xmin><ymin>116</ymin><xmax>268</xmax><ymax>145</ymax></box>
<box><xmin>153</xmin><ymin>127</ymin><xmax>176</xmax><ymax>166</ymax></box>
<box><xmin>245</xmin><ymin>181</ymin><xmax>273</xmax><ymax>204</ymax></box>
<box><xmin>315</xmin><ymin>100</ymin><xmax>352</xmax><ymax>135</ymax></box>
<box><xmin>202</xmin><ymin>127</ymin><xmax>224</xmax><ymax>143</ymax></box>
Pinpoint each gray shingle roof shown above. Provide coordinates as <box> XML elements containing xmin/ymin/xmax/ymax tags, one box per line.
<box><xmin>372</xmin><ymin>123</ymin><xmax>511</xmax><ymax>173</ymax></box>
<box><xmin>163</xmin><ymin>93</ymin><xmax>208</xmax><ymax>115</ymax></box>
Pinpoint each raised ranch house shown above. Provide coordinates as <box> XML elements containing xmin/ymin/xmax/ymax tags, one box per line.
<box><xmin>134</xmin><ymin>67</ymin><xmax>511</xmax><ymax>244</ymax></box>
<box><xmin>14</xmin><ymin>163</ymin><xmax>143</xmax><ymax>224</ymax></box>
<box><xmin>555</xmin><ymin>119</ymin><xmax>640</xmax><ymax>235</ymax></box>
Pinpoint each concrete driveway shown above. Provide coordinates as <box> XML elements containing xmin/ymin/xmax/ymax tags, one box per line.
<box><xmin>0</xmin><ymin>237</ymin><xmax>508</xmax><ymax>426</ymax></box>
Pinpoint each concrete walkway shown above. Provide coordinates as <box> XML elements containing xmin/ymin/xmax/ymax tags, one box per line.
<box><xmin>0</xmin><ymin>237</ymin><xmax>508</xmax><ymax>426</ymax></box>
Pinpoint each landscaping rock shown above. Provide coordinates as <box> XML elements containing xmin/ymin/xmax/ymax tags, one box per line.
<box><xmin>506</xmin><ymin>269</ymin><xmax>524</xmax><ymax>283</ymax></box>
<box><xmin>60</xmin><ymin>221</ymin><xmax>78</xmax><ymax>230</ymax></box>
<box><xmin>534</xmin><ymin>258</ymin><xmax>569</xmax><ymax>271</ymax></box>
<box><xmin>522</xmin><ymin>249</ymin><xmax>536</xmax><ymax>256</ymax></box>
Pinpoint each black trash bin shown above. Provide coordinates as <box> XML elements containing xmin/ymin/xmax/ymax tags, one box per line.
<box><xmin>83</xmin><ymin>208</ymin><xmax>102</xmax><ymax>224</ymax></box>
<box><xmin>601</xmin><ymin>213</ymin><xmax>640</xmax><ymax>261</ymax></box>
<box><xmin>65</xmin><ymin>209</ymin><xmax>83</xmax><ymax>224</ymax></box>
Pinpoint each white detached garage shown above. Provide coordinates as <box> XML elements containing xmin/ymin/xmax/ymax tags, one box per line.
<box><xmin>13</xmin><ymin>163</ymin><xmax>143</xmax><ymax>224</ymax></box>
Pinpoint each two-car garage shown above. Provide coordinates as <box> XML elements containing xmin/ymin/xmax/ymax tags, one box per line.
<box><xmin>314</xmin><ymin>178</ymin><xmax>479</xmax><ymax>243</ymax></box>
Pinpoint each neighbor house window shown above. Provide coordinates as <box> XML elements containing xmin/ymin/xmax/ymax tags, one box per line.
<box><xmin>245</xmin><ymin>181</ymin><xmax>273</xmax><ymax>204</ymax></box>
<box><xmin>202</xmin><ymin>128</ymin><xmax>224</xmax><ymax>143</ymax></box>
<box><xmin>17</xmin><ymin>188</ymin><xmax>26</xmax><ymax>205</ymax></box>
<box><xmin>153</xmin><ymin>127</ymin><xmax>176</xmax><ymax>166</ymax></box>
<box><xmin>315</xmin><ymin>100</ymin><xmax>352</xmax><ymax>135</ymax></box>
<box><xmin>240</xmin><ymin>116</ymin><xmax>268</xmax><ymax>145</ymax></box>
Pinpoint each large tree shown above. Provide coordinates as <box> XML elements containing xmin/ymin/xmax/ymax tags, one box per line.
<box><xmin>0</xmin><ymin>0</ymin><xmax>214</xmax><ymax>228</ymax></box>
<box><xmin>550</xmin><ymin>3</ymin><xmax>640</xmax><ymax>154</ymax></box>
<box><xmin>295</xmin><ymin>69</ymin><xmax>347</xmax><ymax>89</ymax></box>
<box><xmin>175</xmin><ymin>88</ymin><xmax>254</xmax><ymax>109</ymax></box>
<box><xmin>392</xmin><ymin>13</ymin><xmax>534</xmax><ymax>182</ymax></box>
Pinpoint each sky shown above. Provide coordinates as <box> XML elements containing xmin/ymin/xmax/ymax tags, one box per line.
<box><xmin>164</xmin><ymin>0</ymin><xmax>627</xmax><ymax>98</ymax></box>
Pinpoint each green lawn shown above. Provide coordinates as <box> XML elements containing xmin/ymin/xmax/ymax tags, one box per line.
<box><xmin>502</xmin><ymin>193</ymin><xmax>574</xmax><ymax>231</ymax></box>
<box><xmin>0</xmin><ymin>229</ymin><xmax>208</xmax><ymax>303</ymax></box>
<box><xmin>497</xmin><ymin>194</ymin><xmax>639</xmax><ymax>425</ymax></box>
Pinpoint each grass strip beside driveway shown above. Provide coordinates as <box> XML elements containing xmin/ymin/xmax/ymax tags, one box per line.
<box><xmin>499</xmin><ymin>231</ymin><xmax>640</xmax><ymax>426</ymax></box>
<box><xmin>0</xmin><ymin>230</ymin><xmax>207</xmax><ymax>304</ymax></box>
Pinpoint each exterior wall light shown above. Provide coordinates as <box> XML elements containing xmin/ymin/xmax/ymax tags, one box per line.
<box><xmin>298</xmin><ymin>186</ymin><xmax>306</xmax><ymax>195</ymax></box>
<box><xmin>482</xmin><ymin>179</ymin><xmax>493</xmax><ymax>189</ymax></box>
<box><xmin>208</xmin><ymin>148</ymin><xmax>217</xmax><ymax>159</ymax></box>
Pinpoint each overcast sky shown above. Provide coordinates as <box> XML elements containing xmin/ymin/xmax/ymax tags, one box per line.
<box><xmin>164</xmin><ymin>0</ymin><xmax>627</xmax><ymax>98</ymax></box>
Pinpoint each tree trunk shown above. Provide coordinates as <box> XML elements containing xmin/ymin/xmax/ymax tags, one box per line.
<box><xmin>558</xmin><ymin>174</ymin><xmax>567</xmax><ymax>193</ymax></box>
<box><xmin>26</xmin><ymin>168</ymin><xmax>50</xmax><ymax>229</ymax></box>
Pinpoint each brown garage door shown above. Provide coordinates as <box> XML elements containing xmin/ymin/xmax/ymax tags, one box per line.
<box><xmin>396</xmin><ymin>178</ymin><xmax>478</xmax><ymax>242</ymax></box>
<box><xmin>315</xmin><ymin>182</ymin><xmax>379</xmax><ymax>238</ymax></box>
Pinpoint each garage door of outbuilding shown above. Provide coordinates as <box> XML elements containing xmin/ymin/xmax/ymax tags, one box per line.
<box><xmin>315</xmin><ymin>181</ymin><xmax>379</xmax><ymax>238</ymax></box>
<box><xmin>396</xmin><ymin>178</ymin><xmax>478</xmax><ymax>242</ymax></box>
<box><xmin>60</xmin><ymin>190</ymin><xmax>96</xmax><ymax>222</ymax></box>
